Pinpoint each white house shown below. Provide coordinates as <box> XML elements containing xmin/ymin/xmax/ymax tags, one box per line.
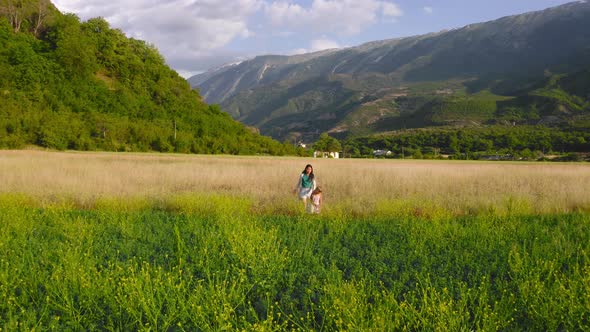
<box><xmin>314</xmin><ymin>151</ymin><xmax>340</xmax><ymax>159</ymax></box>
<box><xmin>373</xmin><ymin>150</ymin><xmax>392</xmax><ymax>157</ymax></box>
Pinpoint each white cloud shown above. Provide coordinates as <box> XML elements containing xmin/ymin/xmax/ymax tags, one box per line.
<box><xmin>266</xmin><ymin>0</ymin><xmax>403</xmax><ymax>35</ymax></box>
<box><xmin>423</xmin><ymin>6</ymin><xmax>434</xmax><ymax>14</ymax></box>
<box><xmin>311</xmin><ymin>38</ymin><xmax>340</xmax><ymax>51</ymax></box>
<box><xmin>266</xmin><ymin>1</ymin><xmax>306</xmax><ymax>25</ymax></box>
<box><xmin>51</xmin><ymin>0</ymin><xmax>263</xmax><ymax>73</ymax></box>
<box><xmin>287</xmin><ymin>48</ymin><xmax>310</xmax><ymax>55</ymax></box>
<box><xmin>382</xmin><ymin>2</ymin><xmax>403</xmax><ymax>17</ymax></box>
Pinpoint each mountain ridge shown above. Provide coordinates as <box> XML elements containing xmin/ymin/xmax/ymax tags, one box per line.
<box><xmin>191</xmin><ymin>1</ymin><xmax>590</xmax><ymax>142</ymax></box>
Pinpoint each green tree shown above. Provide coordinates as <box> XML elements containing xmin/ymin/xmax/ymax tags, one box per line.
<box><xmin>313</xmin><ymin>133</ymin><xmax>342</xmax><ymax>152</ymax></box>
<box><xmin>449</xmin><ymin>133</ymin><xmax>459</xmax><ymax>154</ymax></box>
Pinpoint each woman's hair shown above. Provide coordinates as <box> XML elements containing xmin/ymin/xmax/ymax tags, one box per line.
<box><xmin>301</xmin><ymin>164</ymin><xmax>314</xmax><ymax>181</ymax></box>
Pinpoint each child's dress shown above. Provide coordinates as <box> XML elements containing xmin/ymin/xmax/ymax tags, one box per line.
<box><xmin>309</xmin><ymin>194</ymin><xmax>321</xmax><ymax>214</ymax></box>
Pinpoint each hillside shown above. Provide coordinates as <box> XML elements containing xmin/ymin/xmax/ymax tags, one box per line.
<box><xmin>0</xmin><ymin>1</ymin><xmax>291</xmax><ymax>155</ymax></box>
<box><xmin>191</xmin><ymin>1</ymin><xmax>590</xmax><ymax>142</ymax></box>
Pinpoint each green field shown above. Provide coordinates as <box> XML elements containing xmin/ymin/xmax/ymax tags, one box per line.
<box><xmin>1</xmin><ymin>194</ymin><xmax>589</xmax><ymax>331</ymax></box>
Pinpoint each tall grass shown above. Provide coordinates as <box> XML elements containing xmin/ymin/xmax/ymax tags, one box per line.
<box><xmin>1</xmin><ymin>150</ymin><xmax>589</xmax><ymax>329</ymax></box>
<box><xmin>1</xmin><ymin>150</ymin><xmax>589</xmax><ymax>214</ymax></box>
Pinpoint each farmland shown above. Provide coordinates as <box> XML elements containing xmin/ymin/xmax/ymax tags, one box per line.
<box><xmin>1</xmin><ymin>151</ymin><xmax>589</xmax><ymax>330</ymax></box>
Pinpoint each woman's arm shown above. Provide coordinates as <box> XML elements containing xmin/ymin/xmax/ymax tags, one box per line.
<box><xmin>294</xmin><ymin>174</ymin><xmax>302</xmax><ymax>192</ymax></box>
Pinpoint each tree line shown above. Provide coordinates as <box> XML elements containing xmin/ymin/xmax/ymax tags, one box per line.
<box><xmin>342</xmin><ymin>126</ymin><xmax>589</xmax><ymax>160</ymax></box>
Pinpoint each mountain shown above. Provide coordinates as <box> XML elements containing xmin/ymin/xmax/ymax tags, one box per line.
<box><xmin>0</xmin><ymin>1</ymin><xmax>291</xmax><ymax>155</ymax></box>
<box><xmin>187</xmin><ymin>49</ymin><xmax>339</xmax><ymax>102</ymax></box>
<box><xmin>191</xmin><ymin>1</ymin><xmax>590</xmax><ymax>142</ymax></box>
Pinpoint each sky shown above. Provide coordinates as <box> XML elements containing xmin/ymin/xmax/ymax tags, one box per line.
<box><xmin>51</xmin><ymin>0</ymin><xmax>577</xmax><ymax>78</ymax></box>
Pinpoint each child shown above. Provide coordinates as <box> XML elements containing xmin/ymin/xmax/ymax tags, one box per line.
<box><xmin>307</xmin><ymin>187</ymin><xmax>323</xmax><ymax>214</ymax></box>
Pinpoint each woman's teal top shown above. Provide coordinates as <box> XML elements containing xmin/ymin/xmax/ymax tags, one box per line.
<box><xmin>301</xmin><ymin>174</ymin><xmax>313</xmax><ymax>188</ymax></box>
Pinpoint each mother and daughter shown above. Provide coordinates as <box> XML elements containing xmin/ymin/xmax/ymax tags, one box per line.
<box><xmin>293</xmin><ymin>164</ymin><xmax>323</xmax><ymax>214</ymax></box>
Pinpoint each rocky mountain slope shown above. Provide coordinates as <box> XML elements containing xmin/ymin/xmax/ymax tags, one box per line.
<box><xmin>191</xmin><ymin>1</ymin><xmax>590</xmax><ymax>142</ymax></box>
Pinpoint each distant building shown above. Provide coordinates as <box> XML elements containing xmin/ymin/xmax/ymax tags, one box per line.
<box><xmin>314</xmin><ymin>151</ymin><xmax>340</xmax><ymax>159</ymax></box>
<box><xmin>373</xmin><ymin>150</ymin><xmax>392</xmax><ymax>157</ymax></box>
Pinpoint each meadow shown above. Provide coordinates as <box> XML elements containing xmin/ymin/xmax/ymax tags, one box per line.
<box><xmin>1</xmin><ymin>150</ymin><xmax>589</xmax><ymax>330</ymax></box>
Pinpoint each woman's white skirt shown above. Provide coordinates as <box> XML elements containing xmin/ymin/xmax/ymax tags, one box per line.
<box><xmin>298</xmin><ymin>187</ymin><xmax>313</xmax><ymax>200</ymax></box>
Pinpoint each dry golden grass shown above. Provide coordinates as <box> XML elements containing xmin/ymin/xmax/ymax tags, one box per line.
<box><xmin>1</xmin><ymin>150</ymin><xmax>589</xmax><ymax>215</ymax></box>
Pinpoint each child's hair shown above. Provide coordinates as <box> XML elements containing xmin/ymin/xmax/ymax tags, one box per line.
<box><xmin>311</xmin><ymin>187</ymin><xmax>322</xmax><ymax>195</ymax></box>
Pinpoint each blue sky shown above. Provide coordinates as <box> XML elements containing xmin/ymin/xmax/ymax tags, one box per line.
<box><xmin>51</xmin><ymin>0</ymin><xmax>577</xmax><ymax>78</ymax></box>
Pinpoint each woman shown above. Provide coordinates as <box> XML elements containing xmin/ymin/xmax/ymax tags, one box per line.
<box><xmin>293</xmin><ymin>164</ymin><xmax>316</xmax><ymax>204</ymax></box>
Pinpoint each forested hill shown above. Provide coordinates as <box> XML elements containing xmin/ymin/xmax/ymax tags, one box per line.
<box><xmin>0</xmin><ymin>1</ymin><xmax>292</xmax><ymax>155</ymax></box>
